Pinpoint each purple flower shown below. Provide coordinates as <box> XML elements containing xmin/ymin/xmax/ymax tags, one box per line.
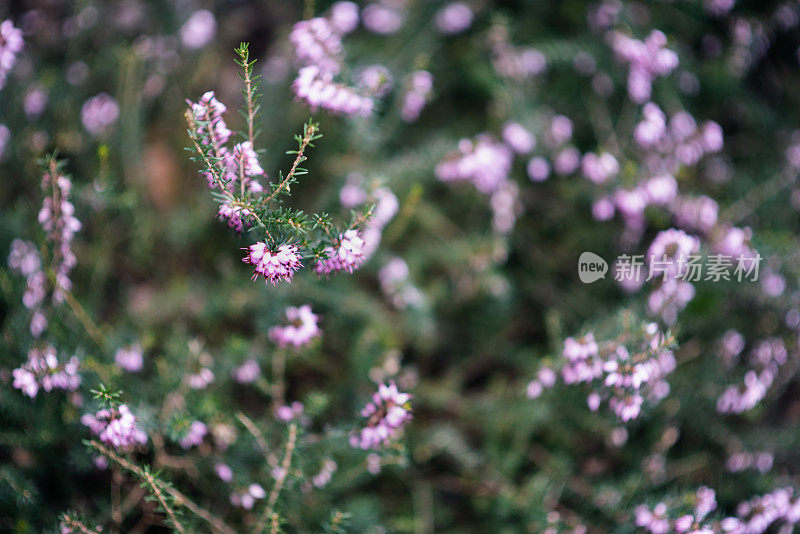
<box><xmin>436</xmin><ymin>134</ymin><xmax>513</xmax><ymax>194</ymax></box>
<box><xmin>400</xmin><ymin>70</ymin><xmax>433</xmax><ymax>123</ymax></box>
<box><xmin>581</xmin><ymin>152</ymin><xmax>619</xmax><ymax>184</ymax></box>
<box><xmin>293</xmin><ymin>66</ymin><xmax>374</xmax><ymax>117</ymax></box>
<box><xmin>13</xmin><ymin>345</ymin><xmax>81</xmax><ymax>398</ymax></box>
<box><xmin>82</xmin><ymin>404</ymin><xmax>147</xmax><ymax>449</ymax></box>
<box><xmin>0</xmin><ymin>20</ymin><xmax>24</xmax><ymax>90</ymax></box>
<box><xmin>179</xmin><ymin>421</ymin><xmax>207</xmax><ymax>449</ymax></box>
<box><xmin>362</xmin><ymin>3</ymin><xmax>405</xmax><ymax>35</ymax></box>
<box><xmin>314</xmin><ymin>230</ymin><xmax>366</xmax><ymax>275</ymax></box>
<box><xmin>188</xmin><ymin>91</ymin><xmax>231</xmax><ymax>147</ymax></box>
<box><xmin>612</xmin><ymin>30</ymin><xmax>679</xmax><ymax>103</ymax></box>
<box><xmin>329</xmin><ymin>2</ymin><xmax>360</xmax><ymax>34</ymax></box>
<box><xmin>232</xmin><ymin>359</ymin><xmax>261</xmax><ymax>384</ymax></box>
<box><xmin>243</xmin><ymin>242</ymin><xmax>303</xmax><ymax>285</ymax></box>
<box><xmin>290</xmin><ymin>18</ymin><xmax>343</xmax><ymax>75</ymax></box>
<box><xmin>435</xmin><ymin>2</ymin><xmax>473</xmax><ymax>35</ymax></box>
<box><xmin>350</xmin><ymin>381</ymin><xmax>412</xmax><ymax>450</ymax></box>
<box><xmin>502</xmin><ymin>121</ymin><xmax>536</xmax><ymax>154</ymax></box>
<box><xmin>114</xmin><ymin>344</ymin><xmax>143</xmax><ymax>372</ymax></box>
<box><xmin>180</xmin><ymin>10</ymin><xmax>216</xmax><ymax>49</ymax></box>
<box><xmin>269</xmin><ymin>304</ymin><xmax>321</xmax><ymax>349</ymax></box>
<box><xmin>81</xmin><ymin>94</ymin><xmax>119</xmax><ymax>137</ymax></box>
<box><xmin>527</xmin><ymin>157</ymin><xmax>550</xmax><ymax>182</ymax></box>
<box><xmin>215</xmin><ymin>463</ymin><xmax>233</xmax><ymax>482</ymax></box>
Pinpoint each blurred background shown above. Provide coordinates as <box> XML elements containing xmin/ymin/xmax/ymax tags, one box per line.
<box><xmin>3</xmin><ymin>0</ymin><xmax>800</xmax><ymax>532</ymax></box>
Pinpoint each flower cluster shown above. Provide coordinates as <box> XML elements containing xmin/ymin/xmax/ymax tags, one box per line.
<box><xmin>0</xmin><ymin>19</ymin><xmax>23</xmax><ymax>90</ymax></box>
<box><xmin>114</xmin><ymin>344</ymin><xmax>143</xmax><ymax>372</ymax></box>
<box><xmin>611</xmin><ymin>30</ymin><xmax>679</xmax><ymax>103</ymax></box>
<box><xmin>339</xmin><ymin>175</ymin><xmax>398</xmax><ymax>259</ymax></box>
<box><xmin>363</xmin><ymin>0</ymin><xmax>406</xmax><ymax>34</ymax></box>
<box><xmin>533</xmin><ymin>323</ymin><xmax>675</xmax><ymax>422</ymax></box>
<box><xmin>232</xmin><ymin>359</ymin><xmax>261</xmax><ymax>384</ymax></box>
<box><xmin>489</xmin><ymin>23</ymin><xmax>547</xmax><ymax>80</ymax></box>
<box><xmin>435</xmin><ymin>2</ymin><xmax>473</xmax><ymax>35</ymax></box>
<box><xmin>311</xmin><ymin>459</ymin><xmax>338</xmax><ymax>489</ymax></box>
<box><xmin>645</xmin><ymin>228</ymin><xmax>701</xmax><ymax>324</ymax></box>
<box><xmin>726</xmin><ymin>451</ymin><xmax>774</xmax><ymax>474</ymax></box>
<box><xmin>289</xmin><ymin>13</ymin><xmax>374</xmax><ymax>116</ymax></box>
<box><xmin>243</xmin><ymin>243</ymin><xmax>303</xmax><ymax>285</ymax></box>
<box><xmin>314</xmin><ymin>229</ymin><xmax>366</xmax><ymax>275</ymax></box>
<box><xmin>8</xmin><ymin>239</ymin><xmax>48</xmax><ymax>337</ymax></box>
<box><xmin>400</xmin><ymin>70</ymin><xmax>433</xmax><ymax>123</ymax></box>
<box><xmin>81</xmin><ymin>404</ymin><xmax>148</xmax><ymax>449</ymax></box>
<box><xmin>717</xmin><ymin>337</ymin><xmax>788</xmax><ymax>414</ymax></box>
<box><xmin>379</xmin><ymin>257</ymin><xmax>425</xmax><ymax>309</ymax></box>
<box><xmin>269</xmin><ymin>304</ymin><xmax>321</xmax><ymax>349</ymax></box>
<box><xmin>634</xmin><ymin>102</ymin><xmax>724</xmax><ymax>174</ymax></box>
<box><xmin>39</xmin><ymin>165</ymin><xmax>81</xmax><ymax>306</ymax></box>
<box><xmin>727</xmin><ymin>487</ymin><xmax>800</xmax><ymax>533</ymax></box>
<box><xmin>436</xmin><ymin>134</ymin><xmax>514</xmax><ymax>194</ymax></box>
<box><xmin>635</xmin><ymin>486</ymin><xmax>717</xmax><ymax>533</ymax></box>
<box><xmin>81</xmin><ymin>93</ymin><xmax>119</xmax><ymax>137</ymax></box>
<box><xmin>293</xmin><ymin>65</ymin><xmax>374</xmax><ymax>117</ymax></box>
<box><xmin>12</xmin><ymin>345</ymin><xmax>81</xmax><ymax>398</ymax></box>
<box><xmin>635</xmin><ymin>486</ymin><xmax>800</xmax><ymax>534</ymax></box>
<box><xmin>230</xmin><ymin>483</ymin><xmax>266</xmax><ymax>510</ymax></box>
<box><xmin>350</xmin><ymin>382</ymin><xmax>412</xmax><ymax>450</ymax></box>
<box><xmin>179</xmin><ymin>421</ymin><xmax>208</xmax><ymax>450</ymax></box>
<box><xmin>188</xmin><ymin>91</ymin><xmax>232</xmax><ymax>149</ymax></box>
<box><xmin>180</xmin><ymin>10</ymin><xmax>217</xmax><ymax>50</ymax></box>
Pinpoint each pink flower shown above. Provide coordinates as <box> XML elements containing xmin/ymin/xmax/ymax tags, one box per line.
<box><xmin>350</xmin><ymin>381</ymin><xmax>412</xmax><ymax>450</ymax></box>
<box><xmin>270</xmin><ymin>304</ymin><xmax>321</xmax><ymax>349</ymax></box>
<box><xmin>436</xmin><ymin>135</ymin><xmax>513</xmax><ymax>194</ymax></box>
<box><xmin>180</xmin><ymin>10</ymin><xmax>216</xmax><ymax>49</ymax></box>
<box><xmin>13</xmin><ymin>345</ymin><xmax>81</xmax><ymax>398</ymax></box>
<box><xmin>435</xmin><ymin>2</ymin><xmax>473</xmax><ymax>35</ymax></box>
<box><xmin>82</xmin><ymin>404</ymin><xmax>147</xmax><ymax>449</ymax></box>
<box><xmin>0</xmin><ymin>20</ymin><xmax>24</xmax><ymax>90</ymax></box>
<box><xmin>232</xmin><ymin>359</ymin><xmax>261</xmax><ymax>384</ymax></box>
<box><xmin>114</xmin><ymin>344</ymin><xmax>143</xmax><ymax>372</ymax></box>
<box><xmin>188</xmin><ymin>91</ymin><xmax>232</xmax><ymax>147</ymax></box>
<box><xmin>81</xmin><ymin>94</ymin><xmax>119</xmax><ymax>136</ymax></box>
<box><xmin>502</xmin><ymin>122</ymin><xmax>536</xmax><ymax>154</ymax></box>
<box><xmin>314</xmin><ymin>230</ymin><xmax>366</xmax><ymax>275</ymax></box>
<box><xmin>293</xmin><ymin>66</ymin><xmax>374</xmax><ymax>117</ymax></box>
<box><xmin>179</xmin><ymin>421</ymin><xmax>207</xmax><ymax>449</ymax></box>
<box><xmin>244</xmin><ymin>242</ymin><xmax>303</xmax><ymax>285</ymax></box>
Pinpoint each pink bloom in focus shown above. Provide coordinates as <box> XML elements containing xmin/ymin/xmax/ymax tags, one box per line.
<box><xmin>350</xmin><ymin>381</ymin><xmax>412</xmax><ymax>450</ymax></box>
<box><xmin>314</xmin><ymin>230</ymin><xmax>366</xmax><ymax>275</ymax></box>
<box><xmin>243</xmin><ymin>242</ymin><xmax>303</xmax><ymax>285</ymax></box>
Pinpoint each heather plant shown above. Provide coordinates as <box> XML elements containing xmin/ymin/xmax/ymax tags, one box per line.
<box><xmin>3</xmin><ymin>1</ymin><xmax>800</xmax><ymax>533</ymax></box>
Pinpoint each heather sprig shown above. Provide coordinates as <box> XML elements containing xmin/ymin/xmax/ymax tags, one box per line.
<box><xmin>186</xmin><ymin>44</ymin><xmax>370</xmax><ymax>285</ymax></box>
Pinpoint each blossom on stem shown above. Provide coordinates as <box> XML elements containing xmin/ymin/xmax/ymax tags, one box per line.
<box><xmin>0</xmin><ymin>20</ymin><xmax>23</xmax><ymax>90</ymax></box>
<box><xmin>12</xmin><ymin>345</ymin><xmax>81</xmax><ymax>398</ymax></box>
<box><xmin>81</xmin><ymin>404</ymin><xmax>147</xmax><ymax>449</ymax></box>
<box><xmin>243</xmin><ymin>242</ymin><xmax>303</xmax><ymax>285</ymax></box>
<box><xmin>350</xmin><ymin>381</ymin><xmax>412</xmax><ymax>450</ymax></box>
<box><xmin>314</xmin><ymin>229</ymin><xmax>366</xmax><ymax>275</ymax></box>
<box><xmin>269</xmin><ymin>304</ymin><xmax>321</xmax><ymax>349</ymax></box>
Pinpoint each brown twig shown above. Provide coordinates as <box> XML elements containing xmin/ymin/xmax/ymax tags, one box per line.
<box><xmin>255</xmin><ymin>423</ymin><xmax>298</xmax><ymax>534</ymax></box>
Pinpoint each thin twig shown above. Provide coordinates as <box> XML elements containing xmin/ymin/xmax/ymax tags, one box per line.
<box><xmin>260</xmin><ymin>123</ymin><xmax>318</xmax><ymax>206</ymax></box>
<box><xmin>60</xmin><ymin>516</ymin><xmax>101</xmax><ymax>534</ymax></box>
<box><xmin>256</xmin><ymin>423</ymin><xmax>298</xmax><ymax>534</ymax></box>
<box><xmin>236</xmin><ymin>412</ymin><xmax>270</xmax><ymax>453</ymax></box>
<box><xmin>88</xmin><ymin>441</ymin><xmax>186</xmax><ymax>534</ymax></box>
